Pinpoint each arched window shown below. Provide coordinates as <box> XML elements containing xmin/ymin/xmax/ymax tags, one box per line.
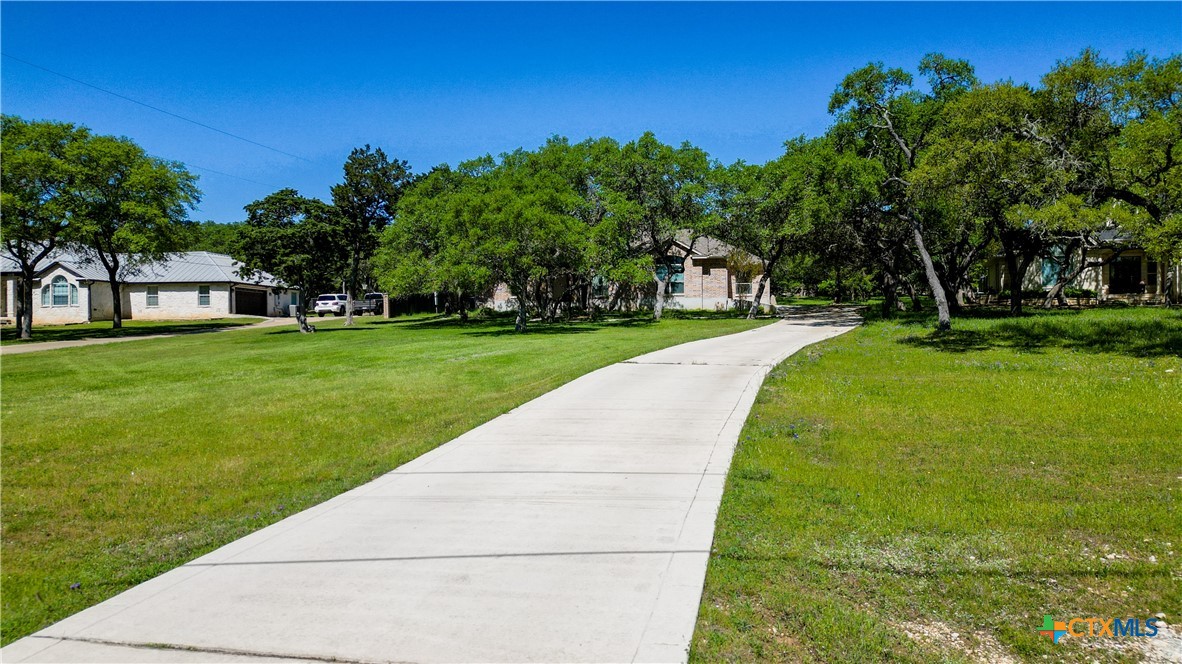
<box><xmin>41</xmin><ymin>284</ymin><xmax>50</xmax><ymax>307</ymax></box>
<box><xmin>51</xmin><ymin>276</ymin><xmax>69</xmax><ymax>306</ymax></box>
<box><xmin>70</xmin><ymin>283</ymin><xmax>78</xmax><ymax>305</ymax></box>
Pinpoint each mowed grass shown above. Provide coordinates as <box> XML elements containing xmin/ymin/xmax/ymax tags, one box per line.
<box><xmin>693</xmin><ymin>307</ymin><xmax>1181</xmax><ymax>663</ymax></box>
<box><xmin>0</xmin><ymin>312</ymin><xmax>769</xmax><ymax>644</ymax></box>
<box><xmin>1</xmin><ymin>318</ymin><xmax>263</xmax><ymax>345</ymax></box>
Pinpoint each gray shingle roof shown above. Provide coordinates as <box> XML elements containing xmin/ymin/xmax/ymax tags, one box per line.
<box><xmin>1</xmin><ymin>250</ymin><xmax>289</xmax><ymax>288</ymax></box>
<box><xmin>674</xmin><ymin>231</ymin><xmax>755</xmax><ymax>260</ymax></box>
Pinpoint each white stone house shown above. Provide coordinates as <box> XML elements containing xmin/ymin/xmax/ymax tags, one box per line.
<box><xmin>1</xmin><ymin>251</ymin><xmax>296</xmax><ymax>325</ymax></box>
<box><xmin>985</xmin><ymin>247</ymin><xmax>1181</xmax><ymax>302</ymax></box>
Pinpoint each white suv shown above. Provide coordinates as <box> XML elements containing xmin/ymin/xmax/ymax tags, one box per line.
<box><xmin>314</xmin><ymin>294</ymin><xmax>348</xmax><ymax>316</ymax></box>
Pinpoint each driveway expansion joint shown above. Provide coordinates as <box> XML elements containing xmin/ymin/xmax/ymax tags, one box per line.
<box><xmin>29</xmin><ymin>635</ymin><xmax>389</xmax><ymax>664</ymax></box>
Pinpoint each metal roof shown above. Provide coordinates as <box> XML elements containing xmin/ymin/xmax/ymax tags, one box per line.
<box><xmin>1</xmin><ymin>250</ymin><xmax>289</xmax><ymax>288</ymax></box>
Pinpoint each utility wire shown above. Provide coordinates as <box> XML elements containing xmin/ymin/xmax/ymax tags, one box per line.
<box><xmin>184</xmin><ymin>162</ymin><xmax>282</xmax><ymax>190</ymax></box>
<box><xmin>2</xmin><ymin>52</ymin><xmax>314</xmax><ymax>163</ymax></box>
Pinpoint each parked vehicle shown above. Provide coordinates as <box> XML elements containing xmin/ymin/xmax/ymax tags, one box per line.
<box><xmin>350</xmin><ymin>293</ymin><xmax>386</xmax><ymax>316</ymax></box>
<box><xmin>315</xmin><ymin>293</ymin><xmax>385</xmax><ymax>317</ymax></box>
<box><xmin>314</xmin><ymin>294</ymin><xmax>348</xmax><ymax>316</ymax></box>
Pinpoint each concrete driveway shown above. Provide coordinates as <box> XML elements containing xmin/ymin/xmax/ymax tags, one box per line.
<box><xmin>2</xmin><ymin>313</ymin><xmax>858</xmax><ymax>664</ymax></box>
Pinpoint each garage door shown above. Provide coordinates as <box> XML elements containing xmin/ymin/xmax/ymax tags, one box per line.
<box><xmin>235</xmin><ymin>289</ymin><xmax>267</xmax><ymax>316</ymax></box>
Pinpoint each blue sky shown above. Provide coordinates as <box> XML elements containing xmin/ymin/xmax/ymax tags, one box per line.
<box><xmin>2</xmin><ymin>2</ymin><xmax>1179</xmax><ymax>223</ymax></box>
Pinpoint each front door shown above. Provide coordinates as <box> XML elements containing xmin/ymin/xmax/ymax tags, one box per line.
<box><xmin>1110</xmin><ymin>256</ymin><xmax>1143</xmax><ymax>294</ymax></box>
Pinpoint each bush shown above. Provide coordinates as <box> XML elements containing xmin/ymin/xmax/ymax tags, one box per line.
<box><xmin>997</xmin><ymin>289</ymin><xmax>1047</xmax><ymax>300</ymax></box>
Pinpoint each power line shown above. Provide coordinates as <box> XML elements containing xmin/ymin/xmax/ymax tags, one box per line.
<box><xmin>2</xmin><ymin>52</ymin><xmax>314</xmax><ymax>163</ymax></box>
<box><xmin>184</xmin><ymin>162</ymin><xmax>282</xmax><ymax>190</ymax></box>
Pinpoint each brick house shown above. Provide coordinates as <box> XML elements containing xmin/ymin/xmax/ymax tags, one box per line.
<box><xmin>664</xmin><ymin>233</ymin><xmax>774</xmax><ymax>311</ymax></box>
<box><xmin>486</xmin><ymin>234</ymin><xmax>774</xmax><ymax>312</ymax></box>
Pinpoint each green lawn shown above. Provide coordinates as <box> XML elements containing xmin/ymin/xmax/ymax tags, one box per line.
<box><xmin>692</xmin><ymin>307</ymin><xmax>1181</xmax><ymax>663</ymax></box>
<box><xmin>0</xmin><ymin>313</ymin><xmax>768</xmax><ymax>645</ymax></box>
<box><xmin>1</xmin><ymin>318</ymin><xmax>264</xmax><ymax>345</ymax></box>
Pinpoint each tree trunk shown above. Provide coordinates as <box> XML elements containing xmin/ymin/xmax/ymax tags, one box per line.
<box><xmin>515</xmin><ymin>296</ymin><xmax>528</xmax><ymax>333</ymax></box>
<box><xmin>909</xmin><ymin>218</ymin><xmax>951</xmax><ymax>330</ymax></box>
<box><xmin>345</xmin><ymin>251</ymin><xmax>362</xmax><ymax>326</ymax></box>
<box><xmin>109</xmin><ymin>277</ymin><xmax>123</xmax><ymax>329</ymax></box>
<box><xmin>1042</xmin><ymin>242</ymin><xmax>1095</xmax><ymax>309</ymax></box>
<box><xmin>16</xmin><ymin>274</ymin><xmax>33</xmax><ymax>340</ymax></box>
<box><xmin>1003</xmin><ymin>248</ymin><xmax>1036</xmax><ymax>316</ymax></box>
<box><xmin>880</xmin><ymin>270</ymin><xmax>898</xmax><ymax>319</ymax></box>
<box><xmin>295</xmin><ymin>309</ymin><xmax>315</xmax><ymax>333</ymax></box>
<box><xmin>943</xmin><ymin>282</ymin><xmax>965</xmax><ymax>313</ymax></box>
<box><xmin>652</xmin><ymin>273</ymin><xmax>667</xmax><ymax>321</ymax></box>
<box><xmin>903</xmin><ymin>278</ymin><xmax>922</xmax><ymax>311</ymax></box>
<box><xmin>607</xmin><ymin>282</ymin><xmax>631</xmax><ymax>312</ymax></box>
<box><xmin>747</xmin><ymin>273</ymin><xmax>771</xmax><ymax>320</ymax></box>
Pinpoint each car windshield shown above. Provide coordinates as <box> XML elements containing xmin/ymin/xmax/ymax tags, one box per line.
<box><xmin>317</xmin><ymin>295</ymin><xmax>336</xmax><ymax>302</ymax></box>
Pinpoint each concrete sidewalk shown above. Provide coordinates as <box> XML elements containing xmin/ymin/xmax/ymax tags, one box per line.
<box><xmin>2</xmin><ymin>314</ymin><xmax>858</xmax><ymax>664</ymax></box>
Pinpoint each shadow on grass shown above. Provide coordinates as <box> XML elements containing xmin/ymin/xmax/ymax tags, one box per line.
<box><xmin>366</xmin><ymin>311</ymin><xmax>663</xmax><ymax>336</ymax></box>
<box><xmin>0</xmin><ymin>319</ymin><xmax>258</xmax><ymax>345</ymax></box>
<box><xmin>266</xmin><ymin>326</ymin><xmax>378</xmax><ymax>336</ymax></box>
<box><xmin>893</xmin><ymin>307</ymin><xmax>1182</xmax><ymax>358</ymax></box>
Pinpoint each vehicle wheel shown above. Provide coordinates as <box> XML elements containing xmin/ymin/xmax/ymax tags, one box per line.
<box><xmin>317</xmin><ymin>312</ymin><xmax>324</xmax><ymax>317</ymax></box>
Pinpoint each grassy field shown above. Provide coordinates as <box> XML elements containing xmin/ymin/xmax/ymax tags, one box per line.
<box><xmin>0</xmin><ymin>312</ymin><xmax>768</xmax><ymax>644</ymax></box>
<box><xmin>693</xmin><ymin>307</ymin><xmax>1181</xmax><ymax>663</ymax></box>
<box><xmin>1</xmin><ymin>318</ymin><xmax>263</xmax><ymax>345</ymax></box>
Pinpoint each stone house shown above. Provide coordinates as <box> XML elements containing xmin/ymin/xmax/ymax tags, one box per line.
<box><xmin>985</xmin><ymin>246</ymin><xmax>1181</xmax><ymax>303</ymax></box>
<box><xmin>1</xmin><ymin>251</ymin><xmax>296</xmax><ymax>325</ymax></box>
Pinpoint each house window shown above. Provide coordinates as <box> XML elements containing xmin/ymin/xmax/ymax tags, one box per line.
<box><xmin>655</xmin><ymin>264</ymin><xmax>685</xmax><ymax>295</ymax></box>
<box><xmin>51</xmin><ymin>276</ymin><xmax>69</xmax><ymax>306</ymax></box>
<box><xmin>198</xmin><ymin>285</ymin><xmax>211</xmax><ymax>306</ymax></box>
<box><xmin>147</xmin><ymin>286</ymin><xmax>159</xmax><ymax>307</ymax></box>
<box><xmin>41</xmin><ymin>276</ymin><xmax>78</xmax><ymax>306</ymax></box>
<box><xmin>670</xmin><ymin>271</ymin><xmax>685</xmax><ymax>294</ymax></box>
<box><xmin>590</xmin><ymin>276</ymin><xmax>609</xmax><ymax>299</ymax></box>
<box><xmin>1148</xmin><ymin>261</ymin><xmax>1159</xmax><ymax>290</ymax></box>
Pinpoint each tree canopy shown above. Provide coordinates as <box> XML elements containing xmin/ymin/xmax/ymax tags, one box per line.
<box><xmin>7</xmin><ymin>47</ymin><xmax>1179</xmax><ymax>335</ymax></box>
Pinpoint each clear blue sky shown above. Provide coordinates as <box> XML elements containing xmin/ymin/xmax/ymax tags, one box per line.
<box><xmin>2</xmin><ymin>2</ymin><xmax>1179</xmax><ymax>223</ymax></box>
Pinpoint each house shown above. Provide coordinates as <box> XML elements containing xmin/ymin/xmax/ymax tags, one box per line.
<box><xmin>1</xmin><ymin>251</ymin><xmax>297</xmax><ymax>325</ymax></box>
<box><xmin>985</xmin><ymin>245</ymin><xmax>1181</xmax><ymax>303</ymax></box>
<box><xmin>486</xmin><ymin>233</ymin><xmax>775</xmax><ymax>312</ymax></box>
<box><xmin>661</xmin><ymin>233</ymin><xmax>775</xmax><ymax>311</ymax></box>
